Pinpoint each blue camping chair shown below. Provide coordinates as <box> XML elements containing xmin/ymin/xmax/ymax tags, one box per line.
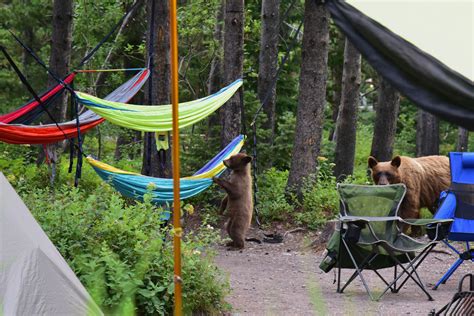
<box><xmin>433</xmin><ymin>152</ymin><xmax>474</xmax><ymax>290</ymax></box>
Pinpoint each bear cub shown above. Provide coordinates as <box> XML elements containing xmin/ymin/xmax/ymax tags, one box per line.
<box><xmin>213</xmin><ymin>153</ymin><xmax>253</xmax><ymax>249</ymax></box>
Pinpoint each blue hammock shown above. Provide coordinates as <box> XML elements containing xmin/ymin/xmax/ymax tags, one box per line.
<box><xmin>87</xmin><ymin>135</ymin><xmax>245</xmax><ymax>205</ymax></box>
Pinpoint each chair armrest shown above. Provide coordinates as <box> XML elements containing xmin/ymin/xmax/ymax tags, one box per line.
<box><xmin>434</xmin><ymin>191</ymin><xmax>457</xmax><ymax>220</ymax></box>
<box><xmin>339</xmin><ymin>216</ymin><xmax>400</xmax><ymax>223</ymax></box>
<box><xmin>398</xmin><ymin>218</ymin><xmax>453</xmax><ymax>226</ymax></box>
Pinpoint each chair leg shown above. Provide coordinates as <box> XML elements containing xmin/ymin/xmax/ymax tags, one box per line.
<box><xmin>393</xmin><ymin>265</ymin><xmax>397</xmax><ymax>293</ymax></box>
<box><xmin>433</xmin><ymin>258</ymin><xmax>463</xmax><ymax>290</ymax></box>
<box><xmin>391</xmin><ymin>252</ymin><xmax>434</xmax><ymax>301</ymax></box>
<box><xmin>379</xmin><ymin>246</ymin><xmax>434</xmax><ymax>301</ymax></box>
<box><xmin>340</xmin><ymin>237</ymin><xmax>375</xmax><ymax>300</ymax></box>
<box><xmin>393</xmin><ymin>244</ymin><xmax>433</xmax><ymax>292</ymax></box>
<box><xmin>339</xmin><ymin>253</ymin><xmax>378</xmax><ymax>293</ymax></box>
<box><xmin>337</xmin><ymin>223</ymin><xmax>342</xmax><ymax>293</ymax></box>
<box><xmin>433</xmin><ymin>241</ymin><xmax>472</xmax><ymax>290</ymax></box>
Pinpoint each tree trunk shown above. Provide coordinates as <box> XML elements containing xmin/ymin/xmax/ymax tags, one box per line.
<box><xmin>115</xmin><ymin>1</ymin><xmax>145</xmax><ymax>161</ymax></box>
<box><xmin>416</xmin><ymin>110</ymin><xmax>439</xmax><ymax>157</ymax></box>
<box><xmin>370</xmin><ymin>76</ymin><xmax>400</xmax><ymax>161</ymax></box>
<box><xmin>142</xmin><ymin>0</ymin><xmax>171</xmax><ymax>177</ymax></box>
<box><xmin>456</xmin><ymin>127</ymin><xmax>469</xmax><ymax>152</ymax></box>
<box><xmin>258</xmin><ymin>0</ymin><xmax>281</xmax><ymax>144</ymax></box>
<box><xmin>286</xmin><ymin>0</ymin><xmax>329</xmax><ymax>194</ymax></box>
<box><xmin>207</xmin><ymin>0</ymin><xmax>225</xmax><ymax>138</ymax></box>
<box><xmin>221</xmin><ymin>0</ymin><xmax>244</xmax><ymax>148</ymax></box>
<box><xmin>47</xmin><ymin>0</ymin><xmax>73</xmax><ymax>123</ymax></box>
<box><xmin>328</xmin><ymin>32</ymin><xmax>345</xmax><ymax>142</ymax></box>
<box><xmin>40</xmin><ymin>0</ymin><xmax>73</xmax><ymax>181</ymax></box>
<box><xmin>333</xmin><ymin>40</ymin><xmax>361</xmax><ymax>180</ymax></box>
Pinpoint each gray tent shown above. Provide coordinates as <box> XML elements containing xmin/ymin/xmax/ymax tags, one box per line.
<box><xmin>0</xmin><ymin>173</ymin><xmax>102</xmax><ymax>315</ymax></box>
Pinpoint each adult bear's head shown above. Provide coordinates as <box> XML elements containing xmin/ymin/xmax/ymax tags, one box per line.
<box><xmin>367</xmin><ymin>156</ymin><xmax>402</xmax><ymax>185</ymax></box>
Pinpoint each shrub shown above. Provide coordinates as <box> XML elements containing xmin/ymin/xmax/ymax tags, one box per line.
<box><xmin>21</xmin><ymin>185</ymin><xmax>229</xmax><ymax>315</ymax></box>
<box><xmin>256</xmin><ymin>168</ymin><xmax>293</xmax><ymax>223</ymax></box>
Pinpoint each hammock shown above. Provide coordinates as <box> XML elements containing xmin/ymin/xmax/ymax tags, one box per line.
<box><xmin>0</xmin><ymin>73</ymin><xmax>76</xmax><ymax>124</ymax></box>
<box><xmin>87</xmin><ymin>135</ymin><xmax>245</xmax><ymax>203</ymax></box>
<box><xmin>0</xmin><ymin>70</ymin><xmax>150</xmax><ymax>145</ymax></box>
<box><xmin>75</xmin><ymin>79</ymin><xmax>243</xmax><ymax>132</ymax></box>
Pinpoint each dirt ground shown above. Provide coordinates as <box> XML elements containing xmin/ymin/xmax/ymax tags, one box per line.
<box><xmin>214</xmin><ymin>227</ymin><xmax>473</xmax><ymax>316</ymax></box>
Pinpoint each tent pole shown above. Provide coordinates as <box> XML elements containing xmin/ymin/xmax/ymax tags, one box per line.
<box><xmin>169</xmin><ymin>0</ymin><xmax>182</xmax><ymax>314</ymax></box>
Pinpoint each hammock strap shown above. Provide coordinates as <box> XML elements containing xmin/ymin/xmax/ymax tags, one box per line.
<box><xmin>144</xmin><ymin>0</ymin><xmax>156</xmax><ymax>175</ymax></box>
<box><xmin>0</xmin><ymin>45</ymin><xmax>69</xmax><ymax>142</ymax></box>
<box><xmin>8</xmin><ymin>30</ymin><xmax>74</xmax><ymax>94</ymax></box>
<box><xmin>76</xmin><ymin>0</ymin><xmax>142</xmax><ymax>68</ymax></box>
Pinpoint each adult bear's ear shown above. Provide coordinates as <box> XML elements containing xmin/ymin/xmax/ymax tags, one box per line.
<box><xmin>391</xmin><ymin>156</ymin><xmax>402</xmax><ymax>168</ymax></box>
<box><xmin>368</xmin><ymin>156</ymin><xmax>378</xmax><ymax>169</ymax></box>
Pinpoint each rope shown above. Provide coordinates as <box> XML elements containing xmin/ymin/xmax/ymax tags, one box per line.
<box><xmin>77</xmin><ymin>68</ymin><xmax>146</xmax><ymax>73</ymax></box>
<box><xmin>76</xmin><ymin>0</ymin><xmax>142</xmax><ymax>68</ymax></box>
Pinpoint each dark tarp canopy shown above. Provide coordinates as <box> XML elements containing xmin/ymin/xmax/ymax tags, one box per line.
<box><xmin>326</xmin><ymin>0</ymin><xmax>474</xmax><ymax>130</ymax></box>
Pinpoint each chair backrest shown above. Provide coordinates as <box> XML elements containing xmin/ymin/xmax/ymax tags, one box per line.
<box><xmin>337</xmin><ymin>184</ymin><xmax>406</xmax><ymax>217</ymax></box>
<box><xmin>337</xmin><ymin>184</ymin><xmax>406</xmax><ymax>242</ymax></box>
<box><xmin>448</xmin><ymin>153</ymin><xmax>474</xmax><ymax>234</ymax></box>
<box><xmin>449</xmin><ymin>152</ymin><xmax>474</xmax><ymax>184</ymax></box>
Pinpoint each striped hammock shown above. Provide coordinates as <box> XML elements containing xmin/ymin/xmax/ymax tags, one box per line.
<box><xmin>87</xmin><ymin>135</ymin><xmax>245</xmax><ymax>204</ymax></box>
<box><xmin>0</xmin><ymin>70</ymin><xmax>149</xmax><ymax>145</ymax></box>
<box><xmin>75</xmin><ymin>79</ymin><xmax>243</xmax><ymax>132</ymax></box>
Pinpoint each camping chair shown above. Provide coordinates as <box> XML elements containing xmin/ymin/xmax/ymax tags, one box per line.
<box><xmin>321</xmin><ymin>184</ymin><xmax>452</xmax><ymax>301</ymax></box>
<box><xmin>432</xmin><ymin>152</ymin><xmax>474</xmax><ymax>290</ymax></box>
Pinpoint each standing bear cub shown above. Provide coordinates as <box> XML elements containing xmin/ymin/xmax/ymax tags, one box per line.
<box><xmin>213</xmin><ymin>153</ymin><xmax>253</xmax><ymax>249</ymax></box>
<box><xmin>368</xmin><ymin>155</ymin><xmax>450</xmax><ymax>220</ymax></box>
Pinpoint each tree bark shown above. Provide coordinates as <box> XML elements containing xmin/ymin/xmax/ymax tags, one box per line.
<box><xmin>142</xmin><ymin>0</ymin><xmax>171</xmax><ymax>177</ymax></box>
<box><xmin>286</xmin><ymin>0</ymin><xmax>329</xmax><ymax>194</ymax></box>
<box><xmin>328</xmin><ymin>32</ymin><xmax>345</xmax><ymax>142</ymax></box>
<box><xmin>258</xmin><ymin>0</ymin><xmax>281</xmax><ymax>143</ymax></box>
<box><xmin>207</xmin><ymin>0</ymin><xmax>225</xmax><ymax>138</ymax></box>
<box><xmin>416</xmin><ymin>110</ymin><xmax>439</xmax><ymax>157</ymax></box>
<box><xmin>333</xmin><ymin>40</ymin><xmax>361</xmax><ymax>180</ymax></box>
<box><xmin>370</xmin><ymin>76</ymin><xmax>400</xmax><ymax>161</ymax></box>
<box><xmin>47</xmin><ymin>0</ymin><xmax>73</xmax><ymax>123</ymax></box>
<box><xmin>221</xmin><ymin>0</ymin><xmax>244</xmax><ymax>148</ymax></box>
<box><xmin>456</xmin><ymin>127</ymin><xmax>469</xmax><ymax>152</ymax></box>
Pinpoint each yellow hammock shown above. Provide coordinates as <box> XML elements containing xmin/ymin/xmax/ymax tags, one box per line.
<box><xmin>75</xmin><ymin>79</ymin><xmax>243</xmax><ymax>132</ymax></box>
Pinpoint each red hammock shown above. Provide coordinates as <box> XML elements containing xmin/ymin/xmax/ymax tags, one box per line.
<box><xmin>0</xmin><ymin>73</ymin><xmax>77</xmax><ymax>124</ymax></box>
<box><xmin>0</xmin><ymin>69</ymin><xmax>149</xmax><ymax>145</ymax></box>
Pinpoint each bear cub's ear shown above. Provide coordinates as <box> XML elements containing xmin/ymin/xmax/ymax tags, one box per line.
<box><xmin>391</xmin><ymin>156</ymin><xmax>401</xmax><ymax>168</ymax></box>
<box><xmin>368</xmin><ymin>156</ymin><xmax>378</xmax><ymax>169</ymax></box>
<box><xmin>242</xmin><ymin>155</ymin><xmax>252</xmax><ymax>165</ymax></box>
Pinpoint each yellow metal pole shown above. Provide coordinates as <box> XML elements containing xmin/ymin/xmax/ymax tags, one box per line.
<box><xmin>169</xmin><ymin>0</ymin><xmax>182</xmax><ymax>315</ymax></box>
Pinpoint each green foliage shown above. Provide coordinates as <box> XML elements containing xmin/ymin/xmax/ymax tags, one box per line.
<box><xmin>257</xmin><ymin>168</ymin><xmax>293</xmax><ymax>222</ymax></box>
<box><xmin>21</xmin><ymin>184</ymin><xmax>229</xmax><ymax>315</ymax></box>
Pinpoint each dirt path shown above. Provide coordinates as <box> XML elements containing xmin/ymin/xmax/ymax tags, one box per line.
<box><xmin>214</xmin><ymin>230</ymin><xmax>472</xmax><ymax>315</ymax></box>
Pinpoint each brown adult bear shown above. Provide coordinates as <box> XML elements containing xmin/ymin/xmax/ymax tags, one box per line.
<box><xmin>213</xmin><ymin>153</ymin><xmax>253</xmax><ymax>249</ymax></box>
<box><xmin>368</xmin><ymin>155</ymin><xmax>450</xmax><ymax>220</ymax></box>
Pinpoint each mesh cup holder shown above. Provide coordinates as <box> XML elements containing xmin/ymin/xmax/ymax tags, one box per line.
<box><xmin>426</xmin><ymin>222</ymin><xmax>451</xmax><ymax>241</ymax></box>
<box><xmin>343</xmin><ymin>223</ymin><xmax>363</xmax><ymax>243</ymax></box>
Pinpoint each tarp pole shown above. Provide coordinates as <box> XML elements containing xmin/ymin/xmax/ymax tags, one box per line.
<box><xmin>169</xmin><ymin>0</ymin><xmax>182</xmax><ymax>314</ymax></box>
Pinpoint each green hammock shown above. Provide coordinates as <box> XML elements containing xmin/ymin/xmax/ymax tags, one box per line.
<box><xmin>75</xmin><ymin>79</ymin><xmax>242</xmax><ymax>132</ymax></box>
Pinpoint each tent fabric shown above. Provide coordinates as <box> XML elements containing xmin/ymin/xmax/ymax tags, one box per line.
<box><xmin>0</xmin><ymin>173</ymin><xmax>103</xmax><ymax>315</ymax></box>
<box><xmin>76</xmin><ymin>79</ymin><xmax>243</xmax><ymax>132</ymax></box>
<box><xmin>87</xmin><ymin>135</ymin><xmax>245</xmax><ymax>203</ymax></box>
<box><xmin>0</xmin><ymin>73</ymin><xmax>77</xmax><ymax>124</ymax></box>
<box><xmin>0</xmin><ymin>69</ymin><xmax>150</xmax><ymax>145</ymax></box>
<box><xmin>326</xmin><ymin>0</ymin><xmax>474</xmax><ymax>130</ymax></box>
